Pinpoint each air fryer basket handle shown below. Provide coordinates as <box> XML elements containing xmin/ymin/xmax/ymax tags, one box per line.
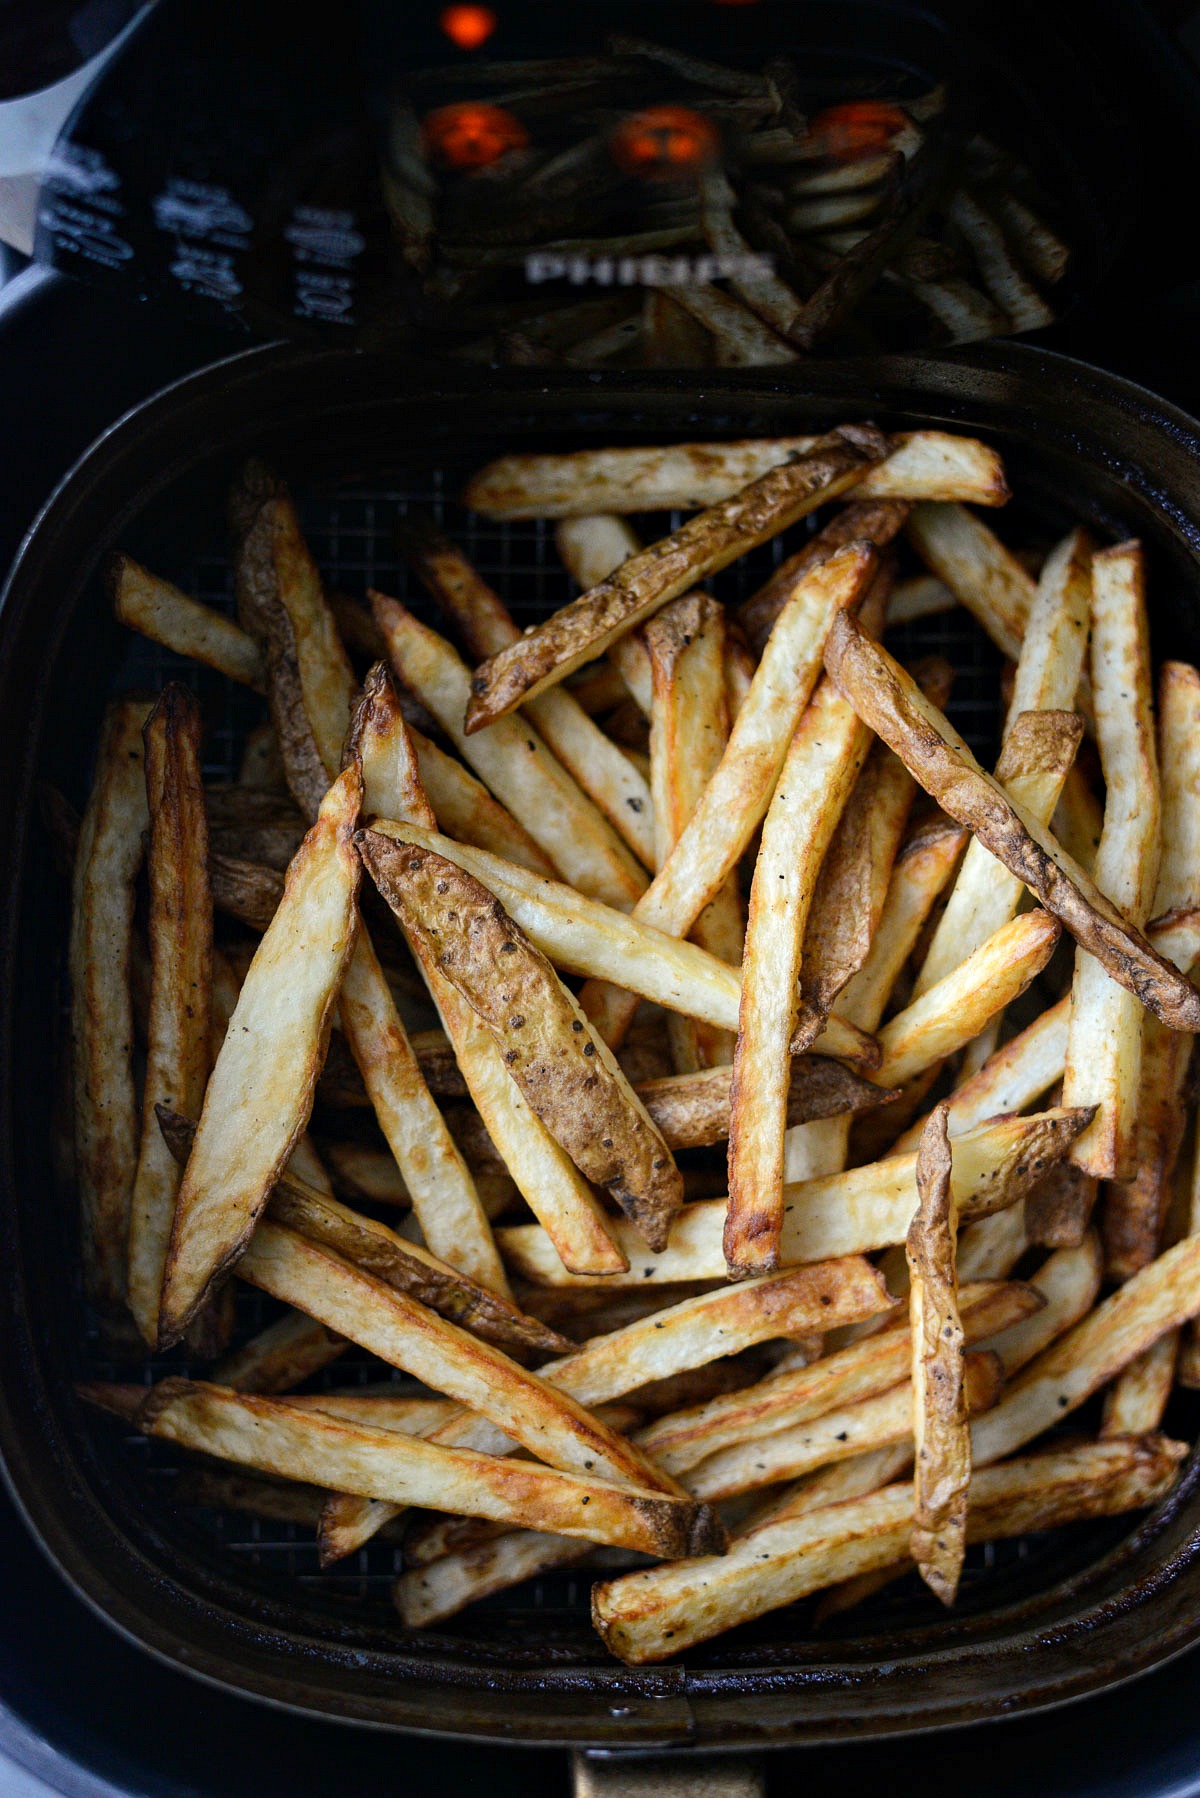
<box><xmin>573</xmin><ymin>1750</ymin><xmax>764</xmax><ymax>1798</ymax></box>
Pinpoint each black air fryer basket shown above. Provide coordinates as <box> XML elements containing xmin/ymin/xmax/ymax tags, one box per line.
<box><xmin>6</xmin><ymin>343</ymin><xmax>1200</xmax><ymax>1749</ymax></box>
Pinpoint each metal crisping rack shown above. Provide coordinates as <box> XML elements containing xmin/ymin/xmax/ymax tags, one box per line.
<box><xmin>80</xmin><ymin>465</ymin><xmax>1129</xmax><ymax>1650</ymax></box>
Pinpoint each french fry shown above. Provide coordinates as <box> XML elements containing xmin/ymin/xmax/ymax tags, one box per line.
<box><xmin>971</xmin><ymin>1232</ymin><xmax>1200</xmax><ymax>1464</ymax></box>
<box><xmin>1103</xmin><ymin>661</ymin><xmax>1200</xmax><ymax>1276</ymax></box>
<box><xmin>913</xmin><ymin>529</ymin><xmax>1091</xmax><ymax>998</ymax></box>
<box><xmin>411</xmin><ymin>732</ymin><xmax>558</xmax><ymax>876</ymax></box>
<box><xmin>1063</xmin><ymin>543</ymin><xmax>1161</xmax><ymax>1178</ymax></box>
<box><xmin>699</xmin><ymin>171</ymin><xmax>807</xmax><ymax>343</ymax></box>
<box><xmin>580</xmin><ymin>540</ymin><xmax>878</xmax><ymax>1049</ymax></box>
<box><xmin>464</xmin><ymin>430</ymin><xmax>886</xmax><ymax>729</ymax></box>
<box><xmin>658</xmin><ymin>282</ymin><xmax>799</xmax><ymax>367</ymax></box>
<box><xmin>685</xmin><ymin>1348</ymin><xmax>1001</xmax><ymax>1504</ymax></box>
<box><xmin>159</xmin><ymin>1108</ymin><xmax>565</xmax><ymax>1356</ymax></box>
<box><xmin>398</xmin><ymin>516</ymin><xmax>656</xmax><ymax>867</ymax></box>
<box><xmin>371</xmin><ymin>594</ymin><xmax>647</xmax><ymax>909</ymax></box>
<box><xmin>948</xmin><ymin>190</ymin><xmax>1055</xmax><ymax>333</ymax></box>
<box><xmin>893</xmin><ymin>996</ymin><xmax>1069</xmax><ymax>1156</ymax></box>
<box><xmin>874</xmin><ymin>909</ymin><xmax>1060</xmax><ymax>1088</ymax></box>
<box><xmin>837</xmin><ymin>817</ymin><xmax>967</xmax><ymax>1032</ymax></box>
<box><xmin>126</xmin><ymin>687</ymin><xmax>212</xmax><ymax>1348</ymax></box>
<box><xmin>1025</xmin><ymin>1163</ymin><xmax>1098</xmax><ymax>1249</ymax></box>
<box><xmin>395</xmin><ymin>1528</ymin><xmax>598</xmax><ymax>1627</ymax></box>
<box><xmin>499</xmin><ymin>1107</ymin><xmax>1093</xmax><ymax>1286</ymax></box>
<box><xmin>906</xmin><ymin>1103</ymin><xmax>969</xmax><ymax>1604</ymax></box>
<box><xmin>591</xmin><ymin>1436</ymin><xmax>1183</xmax><ymax>1663</ymax></box>
<box><xmin>177</xmin><ymin>1468</ymin><xmax>367</xmax><ymax>1532</ymax></box>
<box><xmin>354</xmin><ymin>674</ymin><xmax>627</xmax><ymax>1277</ymax></box>
<box><xmin>727</xmin><ymin>680</ymin><xmax>871</xmax><ymax>1272</ymax></box>
<box><xmin>635</xmin><ymin>1058</ymin><xmax>896</xmax><ymax>1151</ymax></box>
<box><xmin>465</xmin><ymin>432</ymin><xmax>1009</xmax><ymax>520</ymax></box>
<box><xmin>639</xmin><ymin>1280</ymin><xmax>1038</xmax><ymax>1476</ymax></box>
<box><xmin>553</xmin><ymin>516</ymin><xmax>653</xmax><ymax>713</ymax></box>
<box><xmin>886</xmin><ymin>574</ymin><xmax>956</xmax><ymax>625</ymax></box>
<box><xmin>906</xmin><ymin>502</ymin><xmax>1036</xmax><ymax>662</ymax></box>
<box><xmin>214</xmin><ymin>1309</ymin><xmax>348</xmax><ymax>1394</ymax></box>
<box><xmin>238</xmin><ymin>1222</ymin><xmax>682</xmax><ymax>1499</ymax></box>
<box><xmin>110</xmin><ymin>556</ymin><xmax>266</xmax><ymax>690</ymax></box>
<box><xmin>359</xmin><ymin>835</ymin><xmax>683</xmax><ymax>1251</ymax></box>
<box><xmin>70</xmin><ymin>697</ymin><xmax>153</xmax><ymax>1314</ymax></box>
<box><xmin>822</xmin><ymin>610</ymin><xmax>1200</xmax><ymax>1031</ymax></box>
<box><xmin>157</xmin><ymin>769</ymin><xmax>361</xmax><ymax>1345</ymax></box>
<box><xmin>323</xmin><ymin>1141</ymin><xmax>411</xmax><ymax>1206</ymax></box>
<box><xmin>737</xmin><ymin>501</ymin><xmax>910</xmax><ymax>652</ymax></box>
<box><xmin>1053</xmin><ymin>764</ymin><xmax>1104</xmax><ymax>876</ymax></box>
<box><xmin>98</xmin><ymin>1379</ymin><xmax>720</xmax><ymax>1558</ymax></box>
<box><xmin>364</xmin><ymin>818</ymin><xmax>875</xmax><ymax>1069</ymax></box>
<box><xmin>645</xmin><ymin>593</ymin><xmax>743</xmax><ymax>1070</ymax></box>
<box><xmin>1102</xmin><ymin>1331</ymin><xmax>1179</xmax><ymax>1437</ymax></box>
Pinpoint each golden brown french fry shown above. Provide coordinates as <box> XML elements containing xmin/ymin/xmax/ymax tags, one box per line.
<box><xmin>913</xmin><ymin>527</ymin><xmax>1091</xmax><ymax>997</ymax></box>
<box><xmin>1025</xmin><ymin>1163</ymin><xmax>1098</xmax><ymax>1250</ymax></box>
<box><xmin>685</xmin><ymin>1348</ymin><xmax>1001</xmax><ymax>1504</ymax></box>
<box><xmin>214</xmin><ymin>1309</ymin><xmax>348</xmax><ymax>1394</ymax></box>
<box><xmin>126</xmin><ymin>687</ymin><xmax>212</xmax><ymax>1348</ymax></box>
<box><xmin>591</xmin><ymin>1436</ymin><xmax>1183</xmax><ymax>1663</ymax></box>
<box><xmin>399</xmin><ymin>516</ymin><xmax>656</xmax><ymax>867</ymax></box>
<box><xmin>110</xmin><ymin>555</ymin><xmax>266</xmax><ymax>690</ymax></box>
<box><xmin>371</xmin><ymin>594</ymin><xmax>647</xmax><ymax>909</ymax></box>
<box><xmin>972</xmin><ymin>1232</ymin><xmax>1200</xmax><ymax>1464</ymax></box>
<box><xmin>874</xmin><ymin>909</ymin><xmax>1060</xmax><ymax>1088</ymax></box>
<box><xmin>1102</xmin><ymin>1331</ymin><xmax>1179</xmax><ymax>1436</ymax></box>
<box><xmin>394</xmin><ymin>1528</ymin><xmax>598</xmax><ymax>1626</ymax></box>
<box><xmin>645</xmin><ymin>592</ymin><xmax>743</xmax><ymax>1070</ymax></box>
<box><xmin>906</xmin><ymin>1103</ymin><xmax>968</xmax><ymax>1604</ymax></box>
<box><xmin>359</xmin><ymin>835</ymin><xmax>683</xmax><ymax>1252</ymax></box>
<box><xmin>822</xmin><ymin>610</ymin><xmax>1200</xmax><ymax>1031</ymax></box>
<box><xmin>837</xmin><ymin>817</ymin><xmax>967</xmax><ymax>1033</ymax></box>
<box><xmin>982</xmin><ymin>1236</ymin><xmax>1103</xmax><ymax>1376</ymax></box>
<box><xmin>464</xmin><ymin>430</ymin><xmax>886</xmax><ymax>729</ymax></box>
<box><xmin>906</xmin><ymin>502</ymin><xmax>1036</xmax><ymax>662</ymax></box>
<box><xmin>238</xmin><ymin>1222</ymin><xmax>677</xmax><ymax>1497</ymax></box>
<box><xmin>554</xmin><ymin>516</ymin><xmax>653</xmax><ymax>714</ymax></box>
<box><xmin>101</xmin><ymin>1379</ymin><xmax>720</xmax><ymax>1558</ymax></box>
<box><xmin>158</xmin><ymin>769</ymin><xmax>361</xmax><ymax>1345</ymax></box>
<box><xmin>727</xmin><ymin>680</ymin><xmax>870</xmax><ymax>1273</ymax></box>
<box><xmin>894</xmin><ymin>996</ymin><xmax>1069</xmax><ymax>1157</ymax></box>
<box><xmin>465</xmin><ymin>432</ymin><xmax>1009</xmax><ymax>520</ymax></box>
<box><xmin>499</xmin><ymin>1107</ymin><xmax>1092</xmax><ymax>1286</ymax></box>
<box><xmin>354</xmin><ymin>675</ymin><xmax>627</xmax><ymax>1277</ymax></box>
<box><xmin>1053</xmin><ymin>764</ymin><xmax>1104</xmax><ymax>876</ymax></box>
<box><xmin>737</xmin><ymin>501</ymin><xmax>911</xmax><ymax>652</ymax></box>
<box><xmin>1103</xmin><ymin>661</ymin><xmax>1200</xmax><ymax>1276</ymax></box>
<box><xmin>70</xmin><ymin>697</ymin><xmax>153</xmax><ymax>1315</ymax></box>
<box><xmin>639</xmin><ymin>1281</ymin><xmax>1037</xmax><ymax>1476</ymax></box>
<box><xmin>580</xmin><ymin>540</ymin><xmax>878</xmax><ymax>1049</ymax></box>
<box><xmin>1063</xmin><ymin>543</ymin><xmax>1161</xmax><ymax>1178</ymax></box>
<box><xmin>411</xmin><ymin>732</ymin><xmax>558</xmax><ymax>877</ymax></box>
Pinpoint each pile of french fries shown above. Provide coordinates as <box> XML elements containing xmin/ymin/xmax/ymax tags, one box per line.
<box><xmin>66</xmin><ymin>418</ymin><xmax>1200</xmax><ymax>1668</ymax></box>
<box><xmin>384</xmin><ymin>34</ymin><xmax>1069</xmax><ymax>364</ymax></box>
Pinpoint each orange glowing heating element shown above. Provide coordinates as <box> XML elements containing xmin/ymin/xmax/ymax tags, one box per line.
<box><xmin>810</xmin><ymin>100</ymin><xmax>910</xmax><ymax>162</ymax></box>
<box><xmin>423</xmin><ymin>102</ymin><xmax>529</xmax><ymax>171</ymax></box>
<box><xmin>440</xmin><ymin>5</ymin><xmax>497</xmax><ymax>51</ymax></box>
<box><xmin>609</xmin><ymin>105</ymin><xmax>720</xmax><ymax>181</ymax></box>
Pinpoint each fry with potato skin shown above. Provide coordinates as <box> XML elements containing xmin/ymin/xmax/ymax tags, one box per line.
<box><xmin>157</xmin><ymin>768</ymin><xmax>362</xmax><ymax>1345</ymax></box>
<box><xmin>398</xmin><ymin>515</ymin><xmax>656</xmax><ymax>868</ymax></box>
<box><xmin>1063</xmin><ymin>542</ymin><xmax>1161</xmax><ymax>1178</ymax></box>
<box><xmin>70</xmin><ymin>697</ymin><xmax>152</xmax><ymax>1315</ymax></box>
<box><xmin>822</xmin><ymin>609</ymin><xmax>1200</xmax><ymax>1031</ymax></box>
<box><xmin>590</xmin><ymin>1437</ymin><xmax>1184</xmax><ymax>1663</ymax></box>
<box><xmin>581</xmin><ymin>539</ymin><xmax>879</xmax><ymax>1049</ymax></box>
<box><xmin>464</xmin><ymin>429</ymin><xmax>886</xmax><ymax>730</ymax></box>
<box><xmin>837</xmin><ymin>816</ymin><xmax>967</xmax><ymax>1033</ymax></box>
<box><xmin>907</xmin><ymin>1103</ymin><xmax>969</xmax><ymax>1605</ymax></box>
<box><xmin>727</xmin><ymin>680</ymin><xmax>870</xmax><ymax>1273</ymax></box>
<box><xmin>353</xmin><ymin>671</ymin><xmax>626</xmax><ymax>1277</ymax></box>
<box><xmin>906</xmin><ymin>502</ymin><xmax>1036</xmax><ymax>663</ymax></box>
<box><xmin>110</xmin><ymin>555</ymin><xmax>266</xmax><ymax>691</ymax></box>
<box><xmin>499</xmin><ymin>1107</ymin><xmax>1094</xmax><ymax>1286</ymax></box>
<box><xmin>126</xmin><ymin>687</ymin><xmax>213</xmax><ymax>1348</ymax></box>
<box><xmin>737</xmin><ymin>501</ymin><xmax>911</xmax><ymax>652</ymax></box>
<box><xmin>645</xmin><ymin>592</ymin><xmax>743</xmax><ymax>1070</ymax></box>
<box><xmin>635</xmin><ymin>1057</ymin><xmax>896</xmax><ymax>1151</ymax></box>
<box><xmin>465</xmin><ymin>432</ymin><xmax>1009</xmax><ymax>521</ymax></box>
<box><xmin>359</xmin><ymin>836</ymin><xmax>683</xmax><ymax>1252</ymax></box>
<box><xmin>89</xmin><ymin>1379</ymin><xmax>721</xmax><ymax>1559</ymax></box>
